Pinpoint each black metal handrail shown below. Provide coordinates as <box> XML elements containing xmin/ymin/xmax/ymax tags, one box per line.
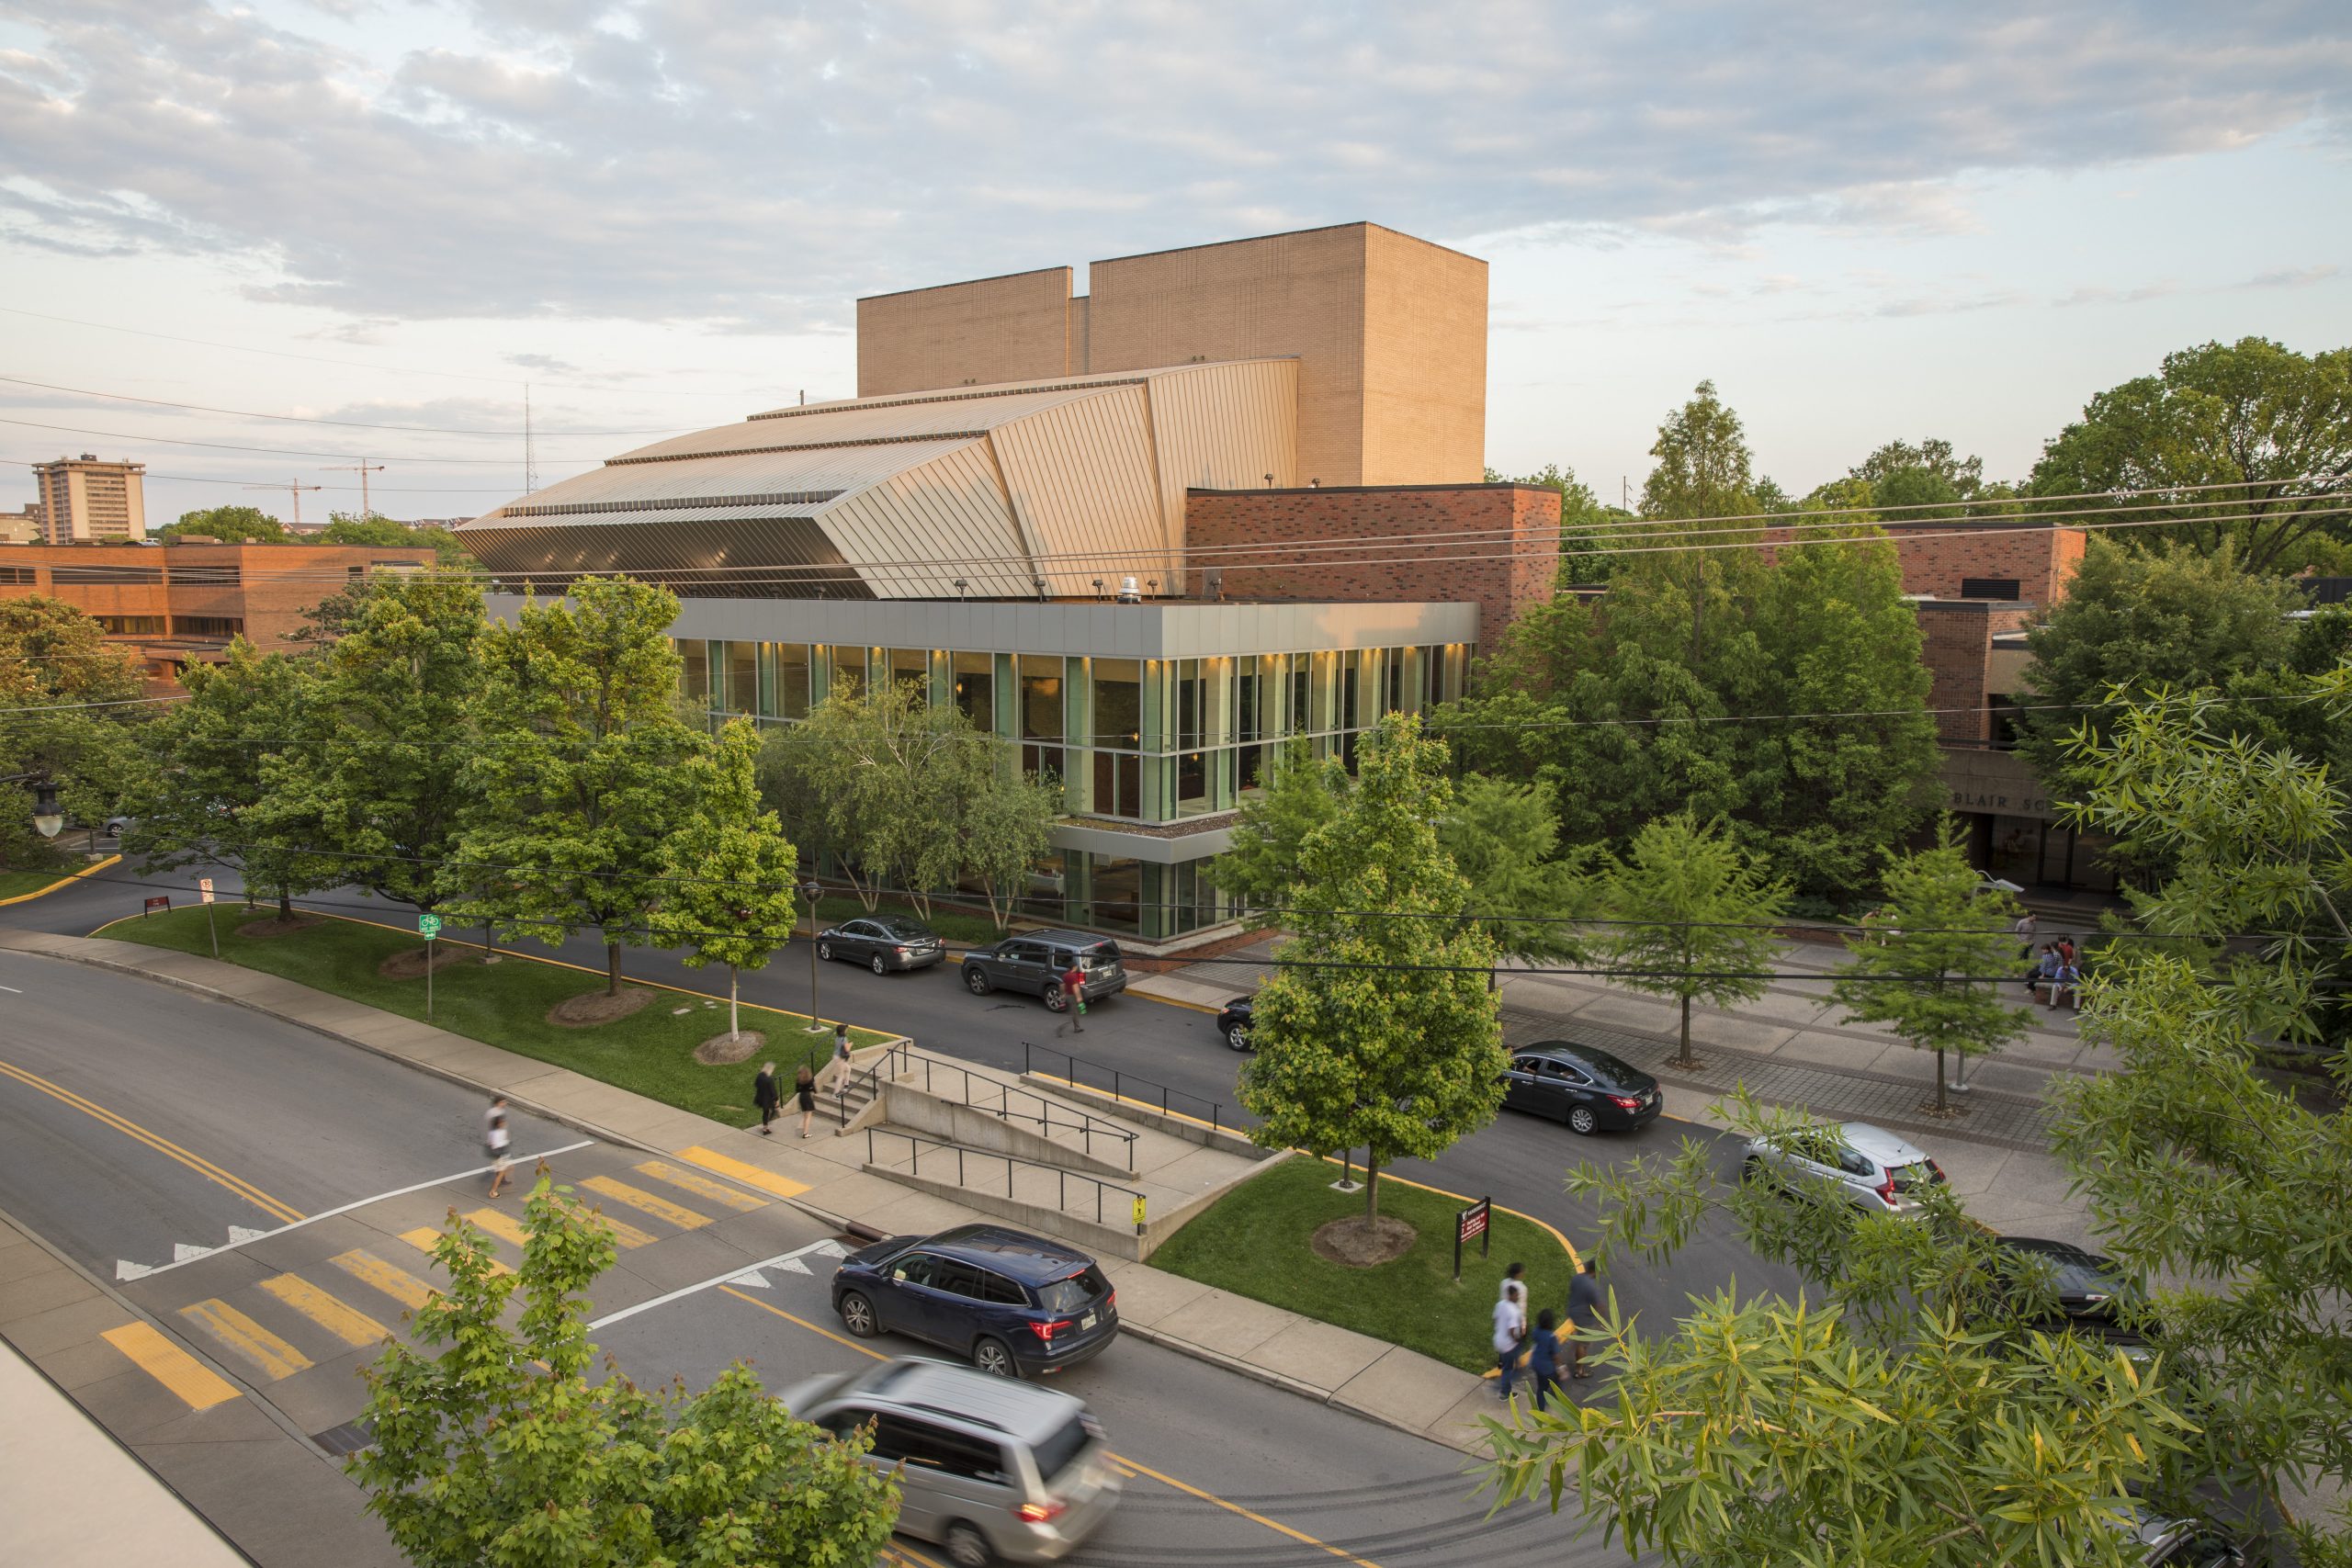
<box><xmin>888</xmin><ymin>1051</ymin><xmax>1137</xmax><ymax>1162</ymax></box>
<box><xmin>864</xmin><ymin>1127</ymin><xmax>1146</xmax><ymax>1233</ymax></box>
<box><xmin>1022</xmin><ymin>1043</ymin><xmax>1233</xmax><ymax>1138</ymax></box>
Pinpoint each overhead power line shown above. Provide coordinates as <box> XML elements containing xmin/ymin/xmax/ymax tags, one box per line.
<box><xmin>0</xmin><ymin>415</ymin><xmax>605</xmax><ymax>466</ymax></box>
<box><xmin>0</xmin><ymin>374</ymin><xmax>692</xmax><ymax>438</ymax></box>
<box><xmin>0</xmin><ymin>457</ymin><xmax>516</xmax><ymax>494</ymax></box>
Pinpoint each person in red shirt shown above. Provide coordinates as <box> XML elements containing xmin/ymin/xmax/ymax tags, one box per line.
<box><xmin>1055</xmin><ymin>959</ymin><xmax>1087</xmax><ymax>1035</ymax></box>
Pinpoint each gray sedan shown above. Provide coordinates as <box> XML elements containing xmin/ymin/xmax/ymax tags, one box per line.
<box><xmin>815</xmin><ymin>915</ymin><xmax>946</xmax><ymax>974</ymax></box>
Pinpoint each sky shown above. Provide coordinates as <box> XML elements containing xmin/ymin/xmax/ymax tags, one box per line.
<box><xmin>0</xmin><ymin>0</ymin><xmax>2347</xmax><ymax>527</ymax></box>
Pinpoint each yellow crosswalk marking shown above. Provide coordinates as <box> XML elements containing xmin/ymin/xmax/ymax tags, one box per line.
<box><xmin>398</xmin><ymin>1226</ymin><xmax>511</xmax><ymax>1276</ymax></box>
<box><xmin>469</xmin><ymin>1203</ymin><xmax>656</xmax><ymax>1252</ymax></box>
<box><xmin>99</xmin><ymin>1321</ymin><xmax>241</xmax><ymax>1411</ymax></box>
<box><xmin>330</xmin><ymin>1249</ymin><xmax>438</xmax><ymax>1312</ymax></box>
<box><xmin>673</xmin><ymin>1145</ymin><xmax>812</xmax><ymax>1200</ymax></box>
<box><xmin>257</xmin><ymin>1274</ymin><xmax>391</xmax><ymax>1349</ymax></box>
<box><xmin>178</xmin><ymin>1299</ymin><xmax>312</xmax><ymax>1382</ymax></box>
<box><xmin>582</xmin><ymin>1175</ymin><xmax>714</xmax><ymax>1232</ymax></box>
<box><xmin>633</xmin><ymin>1159</ymin><xmax>765</xmax><ymax>1212</ymax></box>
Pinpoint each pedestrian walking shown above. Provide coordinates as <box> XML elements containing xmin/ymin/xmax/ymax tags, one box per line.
<box><xmin>1526</xmin><ymin>1309</ymin><xmax>1566</xmax><ymax>1413</ymax></box>
<box><xmin>1491</xmin><ymin>1277</ymin><xmax>1528</xmax><ymax>1399</ymax></box>
<box><xmin>2012</xmin><ymin>910</ymin><xmax>2037</xmax><ymax>964</ymax></box>
<box><xmin>1566</xmin><ymin>1258</ymin><xmax>1605</xmax><ymax>1379</ymax></box>
<box><xmin>831</xmin><ymin>1023</ymin><xmax>853</xmax><ymax>1078</ymax></box>
<box><xmin>794</xmin><ymin>1063</ymin><xmax>817</xmax><ymax>1138</ymax></box>
<box><xmin>1054</xmin><ymin>958</ymin><xmax>1087</xmax><ymax>1036</ymax></box>
<box><xmin>1498</xmin><ymin>1259</ymin><xmax>1527</xmax><ymax>1303</ymax></box>
<box><xmin>753</xmin><ymin>1062</ymin><xmax>780</xmax><ymax>1136</ymax></box>
<box><xmin>483</xmin><ymin>1095</ymin><xmax>513</xmax><ymax>1199</ymax></box>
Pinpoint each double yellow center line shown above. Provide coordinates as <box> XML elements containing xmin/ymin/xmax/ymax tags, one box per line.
<box><xmin>0</xmin><ymin>1056</ymin><xmax>304</xmax><ymax>1224</ymax></box>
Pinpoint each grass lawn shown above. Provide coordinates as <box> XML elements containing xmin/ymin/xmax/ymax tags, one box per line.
<box><xmin>1148</xmin><ymin>1156</ymin><xmax>1579</xmax><ymax>1374</ymax></box>
<box><xmin>0</xmin><ymin>865</ymin><xmax>76</xmax><ymax>901</ymax></box>
<box><xmin>811</xmin><ymin>893</ymin><xmax>1006</xmax><ymax>947</ymax></box>
<box><xmin>106</xmin><ymin>906</ymin><xmax>897</xmax><ymax>1126</ymax></box>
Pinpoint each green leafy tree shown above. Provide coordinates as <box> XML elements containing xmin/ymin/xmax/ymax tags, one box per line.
<box><xmin>1848</xmin><ymin>436</ymin><xmax>1991</xmax><ymax>518</ymax></box>
<box><xmin>1598</xmin><ymin>813</ymin><xmax>1790</xmax><ymax>1070</ymax></box>
<box><xmin>1237</xmin><ymin>714</ymin><xmax>1506</xmax><ymax>1224</ymax></box>
<box><xmin>0</xmin><ymin>596</ymin><xmax>149</xmax><ymax>868</ymax></box>
<box><xmin>2029</xmin><ymin>336</ymin><xmax>2352</xmax><ymax>572</ymax></box>
<box><xmin>1832</xmin><ymin>823</ymin><xmax>2032</xmax><ymax>1112</ymax></box>
<box><xmin>1438</xmin><ymin>773</ymin><xmax>1589</xmax><ymax>987</ymax></box>
<box><xmin>956</xmin><ymin>761</ymin><xmax>1063</xmax><ymax>933</ymax></box>
<box><xmin>277</xmin><ymin>574</ymin><xmax>482</xmax><ymax>918</ymax></box>
<box><xmin>318</xmin><ymin>513</ymin><xmax>474</xmax><ymax>567</ymax></box>
<box><xmin>156</xmin><ymin>504</ymin><xmax>285</xmax><ymax>544</ymax></box>
<box><xmin>650</xmin><ymin>719</ymin><xmax>800</xmax><ymax>1042</ymax></box>
<box><xmin>349</xmin><ymin>1169</ymin><xmax>899</xmax><ymax>1567</ymax></box>
<box><xmin>122</xmin><ymin>638</ymin><xmax>334</xmax><ymax>920</ymax></box>
<box><xmin>1641</xmin><ymin>379</ymin><xmax>1760</xmax><ymax>529</ymax></box>
<box><xmin>1208</xmin><ymin>736</ymin><xmax>1351</xmax><ymax>924</ymax></box>
<box><xmin>1488</xmin><ymin>461</ymin><xmax>1632</xmax><ymax>583</ymax></box>
<box><xmin>455</xmin><ymin>577</ymin><xmax>707</xmax><ymax>995</ymax></box>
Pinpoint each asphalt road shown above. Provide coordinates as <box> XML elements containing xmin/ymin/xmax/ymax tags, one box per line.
<box><xmin>0</xmin><ymin>947</ymin><xmax>1625</xmax><ymax>1566</ymax></box>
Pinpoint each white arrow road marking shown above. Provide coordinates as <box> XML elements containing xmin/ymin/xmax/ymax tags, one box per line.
<box><xmin>590</xmin><ymin>1237</ymin><xmax>842</xmax><ymax>1328</ymax></box>
<box><xmin>777</xmin><ymin>1257</ymin><xmax>812</xmax><ymax>1276</ymax></box>
<box><xmin>814</xmin><ymin>1239</ymin><xmax>847</xmax><ymax>1258</ymax></box>
<box><xmin>226</xmin><ymin>1225</ymin><xmax>266</xmax><ymax>1246</ymax></box>
<box><xmin>117</xmin><ymin>1259</ymin><xmax>156</xmax><ymax>1281</ymax></box>
<box><xmin>174</xmin><ymin>1243</ymin><xmax>213</xmax><ymax>1263</ymax></box>
<box><xmin>727</xmin><ymin>1269</ymin><xmax>771</xmax><ymax>1290</ymax></box>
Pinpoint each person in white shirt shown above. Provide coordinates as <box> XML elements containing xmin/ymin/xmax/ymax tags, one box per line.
<box><xmin>1491</xmin><ymin>1278</ymin><xmax>1528</xmax><ymax>1399</ymax></box>
<box><xmin>484</xmin><ymin>1095</ymin><xmax>513</xmax><ymax>1199</ymax></box>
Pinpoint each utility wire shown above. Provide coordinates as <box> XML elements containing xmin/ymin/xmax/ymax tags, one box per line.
<box><xmin>0</xmin><ymin>374</ymin><xmax>693</xmax><ymax>438</ymax></box>
<box><xmin>0</xmin><ymin>457</ymin><xmax>519</xmax><ymax>495</ymax></box>
<box><xmin>0</xmin><ymin>416</ymin><xmax>605</xmax><ymax>466</ymax></box>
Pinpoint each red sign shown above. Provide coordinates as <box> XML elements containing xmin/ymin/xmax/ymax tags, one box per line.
<box><xmin>142</xmin><ymin>896</ymin><xmax>170</xmax><ymax>917</ymax></box>
<box><xmin>1457</xmin><ymin>1201</ymin><xmax>1490</xmax><ymax>1244</ymax></box>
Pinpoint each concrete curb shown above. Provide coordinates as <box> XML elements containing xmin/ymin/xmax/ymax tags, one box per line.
<box><xmin>0</xmin><ymin>852</ymin><xmax>122</xmax><ymax>907</ymax></box>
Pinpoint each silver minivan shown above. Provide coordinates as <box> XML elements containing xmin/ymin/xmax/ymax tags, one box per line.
<box><xmin>779</xmin><ymin>1357</ymin><xmax>1121</xmax><ymax>1566</ymax></box>
<box><xmin>1742</xmin><ymin>1120</ymin><xmax>1946</xmax><ymax>1217</ymax></box>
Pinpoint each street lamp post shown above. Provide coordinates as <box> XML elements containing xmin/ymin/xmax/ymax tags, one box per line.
<box><xmin>4</xmin><ymin>774</ymin><xmax>66</xmax><ymax>840</ymax></box>
<box><xmin>802</xmin><ymin>877</ymin><xmax>828</xmax><ymax>1034</ymax></box>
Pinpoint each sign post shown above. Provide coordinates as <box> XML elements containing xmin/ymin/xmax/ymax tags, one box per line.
<box><xmin>198</xmin><ymin>877</ymin><xmax>218</xmax><ymax>958</ymax></box>
<box><xmin>1131</xmin><ymin>1194</ymin><xmax>1147</xmax><ymax>1235</ymax></box>
<box><xmin>141</xmin><ymin>895</ymin><xmax>169</xmax><ymax>919</ymax></box>
<box><xmin>418</xmin><ymin>912</ymin><xmax>443</xmax><ymax>1020</ymax></box>
<box><xmin>1453</xmin><ymin>1196</ymin><xmax>1491</xmax><ymax>1282</ymax></box>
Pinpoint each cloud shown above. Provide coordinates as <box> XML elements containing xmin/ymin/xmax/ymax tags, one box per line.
<box><xmin>2244</xmin><ymin>264</ymin><xmax>2341</xmax><ymax>289</ymax></box>
<box><xmin>0</xmin><ymin>0</ymin><xmax>2345</xmax><ymax>326</ymax></box>
<box><xmin>2055</xmin><ymin>280</ymin><xmax>2184</xmax><ymax>307</ymax></box>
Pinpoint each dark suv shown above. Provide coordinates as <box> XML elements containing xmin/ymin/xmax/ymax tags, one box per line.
<box><xmin>832</xmin><ymin>1224</ymin><xmax>1120</xmax><ymax>1379</ymax></box>
<box><xmin>961</xmin><ymin>931</ymin><xmax>1128</xmax><ymax>1012</ymax></box>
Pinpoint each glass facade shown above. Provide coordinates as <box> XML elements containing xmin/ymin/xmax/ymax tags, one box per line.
<box><xmin>684</xmin><ymin>637</ymin><xmax>1470</xmax><ymax>940</ymax></box>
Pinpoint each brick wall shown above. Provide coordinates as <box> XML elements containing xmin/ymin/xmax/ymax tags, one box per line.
<box><xmin>1917</xmin><ymin>602</ymin><xmax>2031</xmax><ymax>743</ymax></box>
<box><xmin>1182</xmin><ymin>484</ymin><xmax>1560</xmax><ymax>649</ymax></box>
<box><xmin>1887</xmin><ymin>524</ymin><xmax>2085</xmax><ymax>603</ymax></box>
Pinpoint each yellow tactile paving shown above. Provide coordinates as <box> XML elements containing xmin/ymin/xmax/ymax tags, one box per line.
<box><xmin>632</xmin><ymin>1158</ymin><xmax>766</xmax><ymax>1213</ymax></box>
<box><xmin>397</xmin><ymin>1226</ymin><xmax>511</xmax><ymax>1276</ymax></box>
<box><xmin>98</xmin><ymin>1321</ymin><xmax>242</xmax><ymax>1411</ymax></box>
<box><xmin>329</xmin><ymin>1248</ymin><xmax>439</xmax><ymax>1312</ymax></box>
<box><xmin>257</xmin><ymin>1274</ymin><xmax>392</xmax><ymax>1349</ymax></box>
<box><xmin>178</xmin><ymin>1299</ymin><xmax>312</xmax><ymax>1382</ymax></box>
<box><xmin>581</xmin><ymin>1175</ymin><xmax>714</xmax><ymax>1232</ymax></box>
<box><xmin>673</xmin><ymin>1145</ymin><xmax>812</xmax><ymax>1201</ymax></box>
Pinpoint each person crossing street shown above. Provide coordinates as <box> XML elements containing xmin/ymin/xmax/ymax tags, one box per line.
<box><xmin>1055</xmin><ymin>958</ymin><xmax>1088</xmax><ymax>1036</ymax></box>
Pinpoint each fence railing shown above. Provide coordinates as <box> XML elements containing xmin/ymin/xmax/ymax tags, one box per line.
<box><xmin>864</xmin><ymin>1127</ymin><xmax>1146</xmax><ymax>1232</ymax></box>
<box><xmin>1022</xmin><ymin>1043</ymin><xmax>1236</xmax><ymax>1139</ymax></box>
<box><xmin>885</xmin><ymin>1050</ymin><xmax>1137</xmax><ymax>1163</ymax></box>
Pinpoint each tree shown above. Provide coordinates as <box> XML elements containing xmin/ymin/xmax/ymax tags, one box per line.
<box><xmin>156</xmin><ymin>504</ymin><xmax>285</xmax><ymax>544</ymax></box>
<box><xmin>1848</xmin><ymin>436</ymin><xmax>1991</xmax><ymax>519</ymax></box>
<box><xmin>2029</xmin><ymin>336</ymin><xmax>2352</xmax><ymax>573</ymax></box>
<box><xmin>1236</xmin><ymin>714</ymin><xmax>1505</xmax><ymax>1224</ymax></box>
<box><xmin>1598</xmin><ymin>813</ymin><xmax>1790</xmax><ymax>1070</ymax></box>
<box><xmin>1641</xmin><ymin>379</ymin><xmax>1759</xmax><ymax>529</ymax></box>
<box><xmin>1437</xmin><ymin>773</ymin><xmax>1590</xmax><ymax>987</ymax></box>
<box><xmin>121</xmin><ymin>638</ymin><xmax>335</xmax><ymax>921</ymax></box>
<box><xmin>1489</xmin><ymin>462</ymin><xmax>1632</xmax><ymax>583</ymax></box>
<box><xmin>349</xmin><ymin>1169</ymin><xmax>899</xmax><ymax>1567</ymax></box>
<box><xmin>1210</xmin><ymin>737</ymin><xmax>1351</xmax><ymax>924</ymax></box>
<box><xmin>318</xmin><ymin>513</ymin><xmax>474</xmax><ymax>567</ymax></box>
<box><xmin>650</xmin><ymin>720</ymin><xmax>799</xmax><ymax>1043</ymax></box>
<box><xmin>0</xmin><ymin>596</ymin><xmax>148</xmax><ymax>869</ymax></box>
<box><xmin>2045</xmin><ymin>669</ymin><xmax>2352</xmax><ymax>1557</ymax></box>
<box><xmin>956</xmin><ymin>761</ymin><xmax>1062</xmax><ymax>933</ymax></box>
<box><xmin>278</xmin><ymin>573</ymin><xmax>482</xmax><ymax>919</ymax></box>
<box><xmin>1831</xmin><ymin>823</ymin><xmax>2032</xmax><ymax>1113</ymax></box>
<box><xmin>455</xmin><ymin>577</ymin><xmax>708</xmax><ymax>996</ymax></box>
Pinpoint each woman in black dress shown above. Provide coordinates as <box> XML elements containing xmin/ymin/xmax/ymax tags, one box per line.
<box><xmin>795</xmin><ymin>1063</ymin><xmax>818</xmax><ymax>1138</ymax></box>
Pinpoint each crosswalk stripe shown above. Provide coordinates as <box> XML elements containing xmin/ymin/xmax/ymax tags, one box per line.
<box><xmin>673</xmin><ymin>1145</ymin><xmax>812</xmax><ymax>1200</ymax></box>
<box><xmin>99</xmin><ymin>1321</ymin><xmax>241</xmax><ymax>1410</ymax></box>
<box><xmin>178</xmin><ymin>1299</ymin><xmax>312</xmax><ymax>1382</ymax></box>
<box><xmin>397</xmin><ymin>1226</ymin><xmax>511</xmax><ymax>1276</ymax></box>
<box><xmin>257</xmin><ymin>1274</ymin><xmax>392</xmax><ymax>1349</ymax></box>
<box><xmin>633</xmin><ymin>1159</ymin><xmax>766</xmax><ymax>1212</ymax></box>
<box><xmin>468</xmin><ymin>1203</ymin><xmax>657</xmax><ymax>1252</ymax></box>
<box><xmin>581</xmin><ymin>1175</ymin><xmax>714</xmax><ymax>1232</ymax></box>
<box><xmin>329</xmin><ymin>1249</ymin><xmax>439</xmax><ymax>1312</ymax></box>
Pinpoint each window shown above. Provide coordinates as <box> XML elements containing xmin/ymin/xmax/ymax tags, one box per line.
<box><xmin>932</xmin><ymin>1260</ymin><xmax>987</xmax><ymax>1300</ymax></box>
<box><xmin>888</xmin><ymin>1252</ymin><xmax>938</xmax><ymax>1288</ymax></box>
<box><xmin>887</xmin><ymin>648</ymin><xmax>929</xmax><ymax>697</ymax></box>
<box><xmin>832</xmin><ymin>647</ymin><xmax>866</xmax><ymax>699</ymax></box>
<box><xmin>1029</xmin><ymin>1416</ymin><xmax>1092</xmax><ymax>1484</ymax></box>
<box><xmin>0</xmin><ymin>566</ymin><xmax>32</xmax><ymax>585</ymax></box>
<box><xmin>1289</xmin><ymin>663</ymin><xmax>1310</xmax><ymax>733</ymax></box>
<box><xmin>1035</xmin><ymin>1266</ymin><xmax>1108</xmax><ymax>1314</ymax></box>
<box><xmin>977</xmin><ymin>1269</ymin><xmax>1027</xmax><ymax>1305</ymax></box>
<box><xmin>775</xmin><ymin>643</ymin><xmax>810</xmax><ymax>719</ymax></box>
<box><xmin>953</xmin><ymin>651</ymin><xmax>993</xmax><ymax>728</ymax></box>
<box><xmin>1091</xmin><ymin>659</ymin><xmax>1140</xmax><ymax>750</ymax></box>
<box><xmin>96</xmin><ymin>615</ymin><xmax>165</xmax><ymax>635</ymax></box>
<box><xmin>1961</xmin><ymin>577</ymin><xmax>2021</xmax><ymax>601</ymax></box>
<box><xmin>171</xmin><ymin>615</ymin><xmax>243</xmax><ymax>637</ymax></box>
<box><xmin>680</xmin><ymin>640</ymin><xmax>709</xmax><ymax>704</ymax></box>
<box><xmin>51</xmin><ymin>563</ymin><xmax>162</xmax><ymax>585</ymax></box>
<box><xmin>1090</xmin><ymin>857</ymin><xmax>1141</xmax><ymax>933</ymax></box>
<box><xmin>169</xmin><ymin>563</ymin><xmax>241</xmax><ymax>585</ymax></box>
<box><xmin>868</xmin><ymin>1416</ymin><xmax>1006</xmax><ymax>1483</ymax></box>
<box><xmin>720</xmin><ymin>641</ymin><xmax>757</xmax><ymax>716</ymax></box>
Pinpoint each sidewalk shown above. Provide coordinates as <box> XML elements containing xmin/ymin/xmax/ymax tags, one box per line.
<box><xmin>0</xmin><ymin>930</ymin><xmax>1504</xmax><ymax>1457</ymax></box>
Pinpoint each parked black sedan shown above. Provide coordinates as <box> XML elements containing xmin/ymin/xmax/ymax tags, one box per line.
<box><xmin>815</xmin><ymin>915</ymin><xmax>945</xmax><ymax>975</ymax></box>
<box><xmin>1216</xmin><ymin>996</ymin><xmax>1253</xmax><ymax>1052</ymax></box>
<box><xmin>1990</xmin><ymin>1235</ymin><xmax>2156</xmax><ymax>1357</ymax></box>
<box><xmin>1501</xmin><ymin>1042</ymin><xmax>1664</xmax><ymax>1134</ymax></box>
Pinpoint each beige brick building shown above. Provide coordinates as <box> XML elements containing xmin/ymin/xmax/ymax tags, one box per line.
<box><xmin>857</xmin><ymin>223</ymin><xmax>1487</xmax><ymax>488</ymax></box>
<box><xmin>35</xmin><ymin>454</ymin><xmax>146</xmax><ymax>544</ymax></box>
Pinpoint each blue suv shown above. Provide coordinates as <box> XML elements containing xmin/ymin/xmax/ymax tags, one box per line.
<box><xmin>831</xmin><ymin>1224</ymin><xmax>1119</xmax><ymax>1379</ymax></box>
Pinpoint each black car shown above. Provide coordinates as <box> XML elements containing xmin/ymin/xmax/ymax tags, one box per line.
<box><xmin>1501</xmin><ymin>1042</ymin><xmax>1664</xmax><ymax>1134</ymax></box>
<box><xmin>961</xmin><ymin>931</ymin><xmax>1128</xmax><ymax>1012</ymax></box>
<box><xmin>1216</xmin><ymin>996</ymin><xmax>1253</xmax><ymax>1051</ymax></box>
<box><xmin>816</xmin><ymin>915</ymin><xmax>945</xmax><ymax>975</ymax></box>
<box><xmin>1991</xmin><ymin>1235</ymin><xmax>2155</xmax><ymax>1357</ymax></box>
<box><xmin>832</xmin><ymin>1224</ymin><xmax>1120</xmax><ymax>1379</ymax></box>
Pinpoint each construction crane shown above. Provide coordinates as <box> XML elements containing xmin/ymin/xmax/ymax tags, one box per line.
<box><xmin>243</xmin><ymin>479</ymin><xmax>323</xmax><ymax>532</ymax></box>
<box><xmin>322</xmin><ymin>460</ymin><xmax>384</xmax><ymax>521</ymax></box>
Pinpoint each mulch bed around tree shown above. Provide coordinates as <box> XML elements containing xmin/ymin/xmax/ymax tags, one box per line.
<box><xmin>1914</xmin><ymin>1099</ymin><xmax>1973</xmax><ymax>1121</ymax></box>
<box><xmin>545</xmin><ymin>987</ymin><xmax>654</xmax><ymax>1028</ymax></box>
<box><xmin>234</xmin><ymin>914</ymin><xmax>324</xmax><ymax>939</ymax></box>
<box><xmin>377</xmin><ymin>945</ymin><xmax>474</xmax><ymax>980</ymax></box>
<box><xmin>1309</xmin><ymin>1214</ymin><xmax>1419</xmax><ymax>1269</ymax></box>
<box><xmin>693</xmin><ymin>1030</ymin><xmax>766</xmax><ymax>1066</ymax></box>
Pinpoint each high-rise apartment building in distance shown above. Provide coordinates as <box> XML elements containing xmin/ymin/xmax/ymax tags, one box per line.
<box><xmin>0</xmin><ymin>502</ymin><xmax>40</xmax><ymax>544</ymax></box>
<box><xmin>35</xmin><ymin>454</ymin><xmax>146</xmax><ymax>544</ymax></box>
